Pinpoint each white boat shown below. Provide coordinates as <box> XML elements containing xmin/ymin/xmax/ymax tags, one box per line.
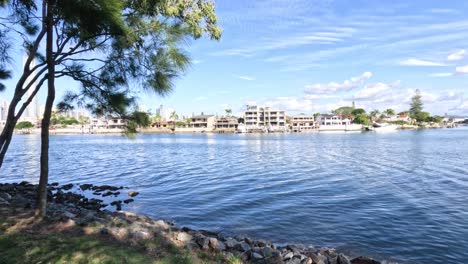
<box><xmin>236</xmin><ymin>123</ymin><xmax>247</xmax><ymax>133</ymax></box>
<box><xmin>369</xmin><ymin>123</ymin><xmax>398</xmax><ymax>132</ymax></box>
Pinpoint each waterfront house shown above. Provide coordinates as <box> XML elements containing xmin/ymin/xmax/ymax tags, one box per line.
<box><xmin>244</xmin><ymin>105</ymin><xmax>287</xmax><ymax>132</ymax></box>
<box><xmin>317</xmin><ymin>114</ymin><xmax>361</xmax><ymax>131</ymax></box>
<box><xmin>108</xmin><ymin>118</ymin><xmax>126</xmax><ymax>129</ymax></box>
<box><xmin>187</xmin><ymin>115</ymin><xmax>215</xmax><ymax>129</ymax></box>
<box><xmin>382</xmin><ymin>113</ymin><xmax>411</xmax><ymax>123</ymax></box>
<box><xmin>290</xmin><ymin>114</ymin><xmax>317</xmax><ymax>132</ymax></box>
<box><xmin>214</xmin><ymin>117</ymin><xmax>239</xmax><ymax>132</ymax></box>
<box><xmin>175</xmin><ymin>114</ymin><xmax>215</xmax><ymax>132</ymax></box>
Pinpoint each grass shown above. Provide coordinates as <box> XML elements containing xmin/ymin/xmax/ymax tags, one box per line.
<box><xmin>0</xmin><ymin>233</ymin><xmax>156</xmax><ymax>264</ymax></box>
<box><xmin>0</xmin><ymin>207</ymin><xmax>243</xmax><ymax>264</ymax></box>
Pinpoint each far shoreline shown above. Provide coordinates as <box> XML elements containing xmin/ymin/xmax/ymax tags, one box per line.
<box><xmin>10</xmin><ymin>124</ymin><xmax>465</xmax><ymax>136</ymax></box>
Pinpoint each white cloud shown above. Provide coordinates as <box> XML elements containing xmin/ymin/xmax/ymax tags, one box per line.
<box><xmin>238</xmin><ymin>75</ymin><xmax>255</xmax><ymax>81</ymax></box>
<box><xmin>353</xmin><ymin>82</ymin><xmax>394</xmax><ymax>100</ymax></box>
<box><xmin>429</xmin><ymin>8</ymin><xmax>459</xmax><ymax>14</ymax></box>
<box><xmin>447</xmin><ymin>49</ymin><xmax>466</xmax><ymax>61</ymax></box>
<box><xmin>195</xmin><ymin>96</ymin><xmax>208</xmax><ymax>101</ymax></box>
<box><xmin>264</xmin><ymin>97</ymin><xmax>314</xmax><ymax>112</ymax></box>
<box><xmin>304</xmin><ymin>72</ymin><xmax>372</xmax><ymax>94</ymax></box>
<box><xmin>455</xmin><ymin>65</ymin><xmax>468</xmax><ymax>74</ymax></box>
<box><xmin>192</xmin><ymin>60</ymin><xmax>203</xmax><ymax>64</ymax></box>
<box><xmin>430</xmin><ymin>73</ymin><xmax>453</xmax><ymax>77</ymax></box>
<box><xmin>399</xmin><ymin>58</ymin><xmax>446</xmax><ymax>66</ymax></box>
<box><xmin>437</xmin><ymin>91</ymin><xmax>464</xmax><ymax>101</ymax></box>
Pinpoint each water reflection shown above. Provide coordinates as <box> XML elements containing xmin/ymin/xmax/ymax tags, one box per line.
<box><xmin>1</xmin><ymin>127</ymin><xmax>468</xmax><ymax>264</ymax></box>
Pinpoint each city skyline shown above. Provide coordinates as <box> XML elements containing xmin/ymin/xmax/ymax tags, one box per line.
<box><xmin>1</xmin><ymin>0</ymin><xmax>468</xmax><ymax>117</ymax></box>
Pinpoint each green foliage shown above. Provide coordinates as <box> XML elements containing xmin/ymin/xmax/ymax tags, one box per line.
<box><xmin>15</xmin><ymin>121</ymin><xmax>34</xmax><ymax>129</ymax></box>
<box><xmin>1</xmin><ymin>0</ymin><xmax>221</xmax><ymax>121</ymax></box>
<box><xmin>414</xmin><ymin>111</ymin><xmax>430</xmax><ymax>123</ymax></box>
<box><xmin>333</xmin><ymin>106</ymin><xmax>354</xmax><ymax>116</ymax></box>
<box><xmin>426</xmin><ymin>115</ymin><xmax>443</xmax><ymax>123</ymax></box>
<box><xmin>169</xmin><ymin>111</ymin><xmax>178</xmax><ymax>121</ymax></box>
<box><xmin>353</xmin><ymin>113</ymin><xmax>370</xmax><ymax>125</ymax></box>
<box><xmin>369</xmin><ymin>109</ymin><xmax>380</xmax><ymax>117</ymax></box>
<box><xmin>125</xmin><ymin>111</ymin><xmax>151</xmax><ymax>133</ymax></box>
<box><xmin>0</xmin><ymin>233</ymin><xmax>156</xmax><ymax>264</ymax></box>
<box><xmin>176</xmin><ymin>121</ymin><xmax>186</xmax><ymax>127</ymax></box>
<box><xmin>384</xmin><ymin>108</ymin><xmax>396</xmax><ymax>116</ymax></box>
<box><xmin>409</xmin><ymin>89</ymin><xmax>423</xmax><ymax>118</ymax></box>
<box><xmin>51</xmin><ymin>113</ymin><xmax>79</xmax><ymax>126</ymax></box>
<box><xmin>152</xmin><ymin>112</ymin><xmax>162</xmax><ymax>123</ymax></box>
<box><xmin>351</xmin><ymin>108</ymin><xmax>366</xmax><ymax>116</ymax></box>
<box><xmin>78</xmin><ymin>115</ymin><xmax>90</xmax><ymax>125</ymax></box>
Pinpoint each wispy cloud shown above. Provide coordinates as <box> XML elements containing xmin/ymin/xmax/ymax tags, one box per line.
<box><xmin>429</xmin><ymin>8</ymin><xmax>459</xmax><ymax>14</ymax></box>
<box><xmin>238</xmin><ymin>75</ymin><xmax>255</xmax><ymax>81</ymax></box>
<box><xmin>455</xmin><ymin>65</ymin><xmax>468</xmax><ymax>74</ymax></box>
<box><xmin>430</xmin><ymin>73</ymin><xmax>453</xmax><ymax>77</ymax></box>
<box><xmin>437</xmin><ymin>91</ymin><xmax>464</xmax><ymax>101</ymax></box>
<box><xmin>399</xmin><ymin>58</ymin><xmax>446</xmax><ymax>66</ymax></box>
<box><xmin>353</xmin><ymin>82</ymin><xmax>397</xmax><ymax>101</ymax></box>
<box><xmin>195</xmin><ymin>96</ymin><xmax>208</xmax><ymax>101</ymax></box>
<box><xmin>447</xmin><ymin>49</ymin><xmax>467</xmax><ymax>61</ymax></box>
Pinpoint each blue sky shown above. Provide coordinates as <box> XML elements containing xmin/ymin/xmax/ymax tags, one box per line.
<box><xmin>2</xmin><ymin>0</ymin><xmax>468</xmax><ymax>117</ymax></box>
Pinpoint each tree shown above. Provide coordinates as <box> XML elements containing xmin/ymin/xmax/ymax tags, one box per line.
<box><xmin>353</xmin><ymin>114</ymin><xmax>370</xmax><ymax>125</ymax></box>
<box><xmin>351</xmin><ymin>108</ymin><xmax>366</xmax><ymax>116</ymax></box>
<box><xmin>78</xmin><ymin>115</ymin><xmax>89</xmax><ymax>125</ymax></box>
<box><xmin>409</xmin><ymin>89</ymin><xmax>423</xmax><ymax>120</ymax></box>
<box><xmin>152</xmin><ymin>112</ymin><xmax>162</xmax><ymax>124</ymax></box>
<box><xmin>0</xmin><ymin>0</ymin><xmax>221</xmax><ymax>219</ymax></box>
<box><xmin>15</xmin><ymin>121</ymin><xmax>34</xmax><ymax>129</ymax></box>
<box><xmin>369</xmin><ymin>109</ymin><xmax>380</xmax><ymax>122</ymax></box>
<box><xmin>126</xmin><ymin>111</ymin><xmax>151</xmax><ymax>134</ymax></box>
<box><xmin>225</xmin><ymin>108</ymin><xmax>232</xmax><ymax>117</ymax></box>
<box><xmin>333</xmin><ymin>106</ymin><xmax>354</xmax><ymax>116</ymax></box>
<box><xmin>384</xmin><ymin>108</ymin><xmax>395</xmax><ymax>116</ymax></box>
<box><xmin>169</xmin><ymin>111</ymin><xmax>178</xmax><ymax>131</ymax></box>
<box><xmin>414</xmin><ymin>111</ymin><xmax>430</xmax><ymax>123</ymax></box>
<box><xmin>313</xmin><ymin>113</ymin><xmax>320</xmax><ymax>120</ymax></box>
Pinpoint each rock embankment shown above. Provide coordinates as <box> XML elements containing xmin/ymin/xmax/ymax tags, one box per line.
<box><xmin>0</xmin><ymin>182</ymin><xmax>383</xmax><ymax>264</ymax></box>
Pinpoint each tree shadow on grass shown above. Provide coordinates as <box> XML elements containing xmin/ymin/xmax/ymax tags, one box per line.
<box><xmin>0</xmin><ymin>206</ymin><xmax>225</xmax><ymax>264</ymax></box>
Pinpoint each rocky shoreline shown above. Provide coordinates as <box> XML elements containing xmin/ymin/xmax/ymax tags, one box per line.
<box><xmin>0</xmin><ymin>182</ymin><xmax>384</xmax><ymax>264</ymax></box>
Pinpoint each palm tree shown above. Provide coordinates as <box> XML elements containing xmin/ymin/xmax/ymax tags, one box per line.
<box><xmin>369</xmin><ymin>110</ymin><xmax>380</xmax><ymax>122</ymax></box>
<box><xmin>170</xmin><ymin>111</ymin><xmax>178</xmax><ymax>131</ymax></box>
<box><xmin>225</xmin><ymin>108</ymin><xmax>232</xmax><ymax>117</ymax></box>
<box><xmin>152</xmin><ymin>112</ymin><xmax>162</xmax><ymax>124</ymax></box>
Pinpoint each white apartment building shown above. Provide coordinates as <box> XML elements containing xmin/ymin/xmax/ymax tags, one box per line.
<box><xmin>317</xmin><ymin>114</ymin><xmax>351</xmax><ymax>126</ymax></box>
<box><xmin>317</xmin><ymin>114</ymin><xmax>361</xmax><ymax>131</ymax></box>
<box><xmin>290</xmin><ymin>114</ymin><xmax>317</xmax><ymax>132</ymax></box>
<box><xmin>244</xmin><ymin>105</ymin><xmax>287</xmax><ymax>132</ymax></box>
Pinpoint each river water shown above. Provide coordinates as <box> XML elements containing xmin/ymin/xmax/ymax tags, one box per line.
<box><xmin>1</xmin><ymin>127</ymin><xmax>468</xmax><ymax>263</ymax></box>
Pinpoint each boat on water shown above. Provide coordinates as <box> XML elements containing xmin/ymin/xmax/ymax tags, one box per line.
<box><xmin>236</xmin><ymin>123</ymin><xmax>247</xmax><ymax>133</ymax></box>
<box><xmin>367</xmin><ymin>122</ymin><xmax>399</xmax><ymax>132</ymax></box>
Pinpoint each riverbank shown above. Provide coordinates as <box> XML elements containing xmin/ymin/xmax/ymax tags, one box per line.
<box><xmin>11</xmin><ymin>124</ymin><xmax>460</xmax><ymax>135</ymax></box>
<box><xmin>0</xmin><ymin>182</ymin><xmax>382</xmax><ymax>264</ymax></box>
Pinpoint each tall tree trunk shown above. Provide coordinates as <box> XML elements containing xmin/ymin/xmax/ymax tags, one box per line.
<box><xmin>35</xmin><ymin>0</ymin><xmax>55</xmax><ymax>219</ymax></box>
<box><xmin>0</xmin><ymin>8</ymin><xmax>47</xmax><ymax>168</ymax></box>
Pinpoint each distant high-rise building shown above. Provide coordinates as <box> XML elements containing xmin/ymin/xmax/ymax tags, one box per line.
<box><xmin>0</xmin><ymin>99</ymin><xmax>9</xmax><ymax>122</ymax></box>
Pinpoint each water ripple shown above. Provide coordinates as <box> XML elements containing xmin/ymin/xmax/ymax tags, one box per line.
<box><xmin>1</xmin><ymin>127</ymin><xmax>468</xmax><ymax>263</ymax></box>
